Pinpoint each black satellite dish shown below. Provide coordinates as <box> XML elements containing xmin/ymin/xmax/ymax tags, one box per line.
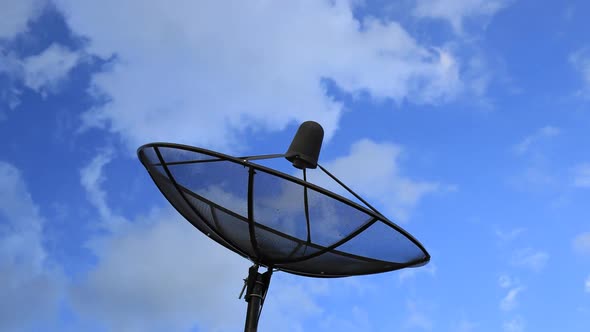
<box><xmin>137</xmin><ymin>121</ymin><xmax>430</xmax><ymax>331</ymax></box>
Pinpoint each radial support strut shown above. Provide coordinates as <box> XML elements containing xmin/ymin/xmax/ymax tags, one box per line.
<box><xmin>244</xmin><ymin>265</ymin><xmax>273</xmax><ymax>332</ymax></box>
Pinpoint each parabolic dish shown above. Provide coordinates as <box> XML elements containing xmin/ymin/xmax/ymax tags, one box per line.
<box><xmin>138</xmin><ymin>143</ymin><xmax>430</xmax><ymax>277</ymax></box>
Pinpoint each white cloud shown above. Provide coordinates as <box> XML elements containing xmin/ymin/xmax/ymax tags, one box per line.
<box><xmin>313</xmin><ymin>139</ymin><xmax>439</xmax><ymax>222</ymax></box>
<box><xmin>55</xmin><ymin>0</ymin><xmax>463</xmax><ymax>151</ymax></box>
<box><xmin>261</xmin><ymin>275</ymin><xmax>381</xmax><ymax>332</ymax></box>
<box><xmin>570</xmin><ymin>48</ymin><xmax>590</xmax><ymax>98</ymax></box>
<box><xmin>261</xmin><ymin>274</ymin><xmax>327</xmax><ymax>332</ymax></box>
<box><xmin>0</xmin><ymin>161</ymin><xmax>62</xmax><ymax>331</ymax></box>
<box><xmin>498</xmin><ymin>274</ymin><xmax>517</xmax><ymax>289</ymax></box>
<box><xmin>75</xmin><ymin>148</ymin><xmax>368</xmax><ymax>332</ymax></box>
<box><xmin>511</xmin><ymin>248</ymin><xmax>549</xmax><ymax>272</ymax></box>
<box><xmin>72</xmin><ymin>203</ymin><xmax>369</xmax><ymax>332</ymax></box>
<box><xmin>398</xmin><ymin>263</ymin><xmax>437</xmax><ymax>283</ymax></box>
<box><xmin>318</xmin><ymin>306</ymin><xmax>371</xmax><ymax>332</ymax></box>
<box><xmin>513</xmin><ymin>126</ymin><xmax>560</xmax><ymax>155</ymax></box>
<box><xmin>503</xmin><ymin>316</ymin><xmax>525</xmax><ymax>332</ymax></box>
<box><xmin>498</xmin><ymin>275</ymin><xmax>525</xmax><ymax>319</ymax></box>
<box><xmin>21</xmin><ymin>43</ymin><xmax>83</xmax><ymax>96</ymax></box>
<box><xmin>451</xmin><ymin>319</ymin><xmax>477</xmax><ymax>332</ymax></box>
<box><xmin>0</xmin><ymin>50</ymin><xmax>21</xmax><ymax>76</ymax></box>
<box><xmin>585</xmin><ymin>275</ymin><xmax>590</xmax><ymax>293</ymax></box>
<box><xmin>0</xmin><ymin>50</ymin><xmax>25</xmax><ymax>115</ymax></box>
<box><xmin>80</xmin><ymin>150</ymin><xmax>115</xmax><ymax>221</ymax></box>
<box><xmin>462</xmin><ymin>54</ymin><xmax>494</xmax><ymax>106</ymax></box>
<box><xmin>0</xmin><ymin>2</ymin><xmax>81</xmax><ymax>113</ymax></box>
<box><xmin>0</xmin><ymin>0</ymin><xmax>45</xmax><ymax>39</ymax></box>
<box><xmin>573</xmin><ymin>232</ymin><xmax>590</xmax><ymax>255</ymax></box>
<box><xmin>404</xmin><ymin>300</ymin><xmax>433</xmax><ymax>331</ymax></box>
<box><xmin>572</xmin><ymin>163</ymin><xmax>590</xmax><ymax>188</ymax></box>
<box><xmin>413</xmin><ymin>0</ymin><xmax>510</xmax><ymax>34</ymax></box>
<box><xmin>76</xmin><ymin>150</ymin><xmax>254</xmax><ymax>331</ymax></box>
<box><xmin>1</xmin><ymin>43</ymin><xmax>83</xmax><ymax>112</ymax></box>
<box><xmin>0</xmin><ymin>86</ymin><xmax>21</xmax><ymax>120</ymax></box>
<box><xmin>496</xmin><ymin>227</ymin><xmax>526</xmax><ymax>242</ymax></box>
<box><xmin>71</xmin><ymin>208</ymin><xmax>250</xmax><ymax>332</ymax></box>
<box><xmin>500</xmin><ymin>286</ymin><xmax>524</xmax><ymax>311</ymax></box>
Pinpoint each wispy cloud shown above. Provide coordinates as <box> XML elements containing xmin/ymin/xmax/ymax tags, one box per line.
<box><xmin>79</xmin><ymin>150</ymin><xmax>115</xmax><ymax>221</ymax></box>
<box><xmin>0</xmin><ymin>0</ymin><xmax>45</xmax><ymax>39</ymax></box>
<box><xmin>0</xmin><ymin>42</ymin><xmax>83</xmax><ymax>112</ymax></box>
<box><xmin>570</xmin><ymin>48</ymin><xmax>590</xmax><ymax>98</ymax></box>
<box><xmin>413</xmin><ymin>0</ymin><xmax>512</xmax><ymax>34</ymax></box>
<box><xmin>585</xmin><ymin>275</ymin><xmax>590</xmax><ymax>293</ymax></box>
<box><xmin>76</xmin><ymin>153</ymin><xmax>254</xmax><ymax>331</ymax></box>
<box><xmin>404</xmin><ymin>301</ymin><xmax>433</xmax><ymax>331</ymax></box>
<box><xmin>21</xmin><ymin>43</ymin><xmax>84</xmax><ymax>97</ymax></box>
<box><xmin>0</xmin><ymin>161</ymin><xmax>62</xmax><ymax>331</ymax></box>
<box><xmin>70</xmin><ymin>209</ymin><xmax>250</xmax><ymax>332</ymax></box>
<box><xmin>498</xmin><ymin>274</ymin><xmax>524</xmax><ymax>311</ymax></box>
<box><xmin>513</xmin><ymin>126</ymin><xmax>560</xmax><ymax>155</ymax></box>
<box><xmin>500</xmin><ymin>286</ymin><xmax>525</xmax><ymax>311</ymax></box>
<box><xmin>452</xmin><ymin>319</ymin><xmax>478</xmax><ymax>332</ymax></box>
<box><xmin>498</xmin><ymin>274</ymin><xmax>517</xmax><ymax>289</ymax></box>
<box><xmin>0</xmin><ymin>0</ymin><xmax>82</xmax><ymax>110</ymax></box>
<box><xmin>511</xmin><ymin>248</ymin><xmax>549</xmax><ymax>272</ymax></box>
<box><xmin>0</xmin><ymin>51</ymin><xmax>23</xmax><ymax>114</ymax></box>
<box><xmin>56</xmin><ymin>0</ymin><xmax>464</xmax><ymax>152</ymax></box>
<box><xmin>76</xmin><ymin>149</ymin><xmax>361</xmax><ymax>332</ymax></box>
<box><xmin>572</xmin><ymin>163</ymin><xmax>590</xmax><ymax>188</ymax></box>
<box><xmin>509</xmin><ymin>126</ymin><xmax>560</xmax><ymax>191</ymax></box>
<box><xmin>398</xmin><ymin>263</ymin><xmax>437</xmax><ymax>284</ymax></box>
<box><xmin>313</xmin><ymin>139</ymin><xmax>440</xmax><ymax>222</ymax></box>
<box><xmin>503</xmin><ymin>316</ymin><xmax>525</xmax><ymax>332</ymax></box>
<box><xmin>573</xmin><ymin>232</ymin><xmax>590</xmax><ymax>255</ymax></box>
<box><xmin>318</xmin><ymin>306</ymin><xmax>371</xmax><ymax>332</ymax></box>
<box><xmin>496</xmin><ymin>227</ymin><xmax>526</xmax><ymax>242</ymax></box>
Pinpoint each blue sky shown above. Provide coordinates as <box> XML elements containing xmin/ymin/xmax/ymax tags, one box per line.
<box><xmin>1</xmin><ymin>0</ymin><xmax>590</xmax><ymax>331</ymax></box>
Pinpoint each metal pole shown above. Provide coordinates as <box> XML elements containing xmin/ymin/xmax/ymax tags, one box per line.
<box><xmin>244</xmin><ymin>265</ymin><xmax>272</xmax><ymax>332</ymax></box>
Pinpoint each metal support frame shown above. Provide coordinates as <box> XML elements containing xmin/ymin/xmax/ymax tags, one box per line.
<box><xmin>243</xmin><ymin>265</ymin><xmax>273</xmax><ymax>332</ymax></box>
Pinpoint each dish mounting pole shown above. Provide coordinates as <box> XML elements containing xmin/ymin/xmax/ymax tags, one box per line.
<box><xmin>243</xmin><ymin>264</ymin><xmax>273</xmax><ymax>332</ymax></box>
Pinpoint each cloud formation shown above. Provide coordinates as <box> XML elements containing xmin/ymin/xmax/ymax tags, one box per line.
<box><xmin>0</xmin><ymin>161</ymin><xmax>62</xmax><ymax>331</ymax></box>
<box><xmin>452</xmin><ymin>319</ymin><xmax>478</xmax><ymax>332</ymax></box>
<box><xmin>500</xmin><ymin>286</ymin><xmax>525</xmax><ymax>311</ymax></box>
<box><xmin>398</xmin><ymin>263</ymin><xmax>437</xmax><ymax>284</ymax></box>
<box><xmin>0</xmin><ymin>0</ymin><xmax>45</xmax><ymax>39</ymax></box>
<box><xmin>55</xmin><ymin>0</ymin><xmax>463</xmax><ymax>151</ymax></box>
<box><xmin>570</xmin><ymin>48</ymin><xmax>590</xmax><ymax>98</ymax></box>
<box><xmin>0</xmin><ymin>42</ymin><xmax>83</xmax><ymax>113</ymax></box>
<box><xmin>75</xmin><ymin>149</ymin><xmax>375</xmax><ymax>332</ymax></box>
<box><xmin>75</xmin><ymin>153</ymin><xmax>251</xmax><ymax>331</ymax></box>
<box><xmin>498</xmin><ymin>274</ymin><xmax>516</xmax><ymax>289</ymax></box>
<box><xmin>572</xmin><ymin>163</ymin><xmax>590</xmax><ymax>188</ymax></box>
<box><xmin>502</xmin><ymin>316</ymin><xmax>525</xmax><ymax>332</ymax></box>
<box><xmin>573</xmin><ymin>232</ymin><xmax>590</xmax><ymax>255</ymax></box>
<box><xmin>21</xmin><ymin>43</ymin><xmax>83</xmax><ymax>96</ymax></box>
<box><xmin>510</xmin><ymin>248</ymin><xmax>549</xmax><ymax>272</ymax></box>
<box><xmin>404</xmin><ymin>300</ymin><xmax>433</xmax><ymax>331</ymax></box>
<box><xmin>312</xmin><ymin>138</ymin><xmax>439</xmax><ymax>222</ymax></box>
<box><xmin>79</xmin><ymin>150</ymin><xmax>115</xmax><ymax>221</ymax></box>
<box><xmin>498</xmin><ymin>274</ymin><xmax>524</xmax><ymax>312</ymax></box>
<box><xmin>0</xmin><ymin>3</ymin><xmax>83</xmax><ymax>111</ymax></box>
<box><xmin>513</xmin><ymin>126</ymin><xmax>560</xmax><ymax>155</ymax></box>
<box><xmin>496</xmin><ymin>227</ymin><xmax>526</xmax><ymax>242</ymax></box>
<box><xmin>70</xmin><ymin>209</ymin><xmax>249</xmax><ymax>332</ymax></box>
<box><xmin>413</xmin><ymin>0</ymin><xmax>511</xmax><ymax>34</ymax></box>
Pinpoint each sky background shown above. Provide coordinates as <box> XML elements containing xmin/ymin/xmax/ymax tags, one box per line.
<box><xmin>1</xmin><ymin>0</ymin><xmax>590</xmax><ymax>331</ymax></box>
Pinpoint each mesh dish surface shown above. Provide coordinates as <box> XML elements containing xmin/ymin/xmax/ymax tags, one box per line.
<box><xmin>138</xmin><ymin>143</ymin><xmax>429</xmax><ymax>277</ymax></box>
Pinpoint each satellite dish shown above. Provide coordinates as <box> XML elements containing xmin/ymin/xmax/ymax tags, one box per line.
<box><xmin>137</xmin><ymin>121</ymin><xmax>430</xmax><ymax>331</ymax></box>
